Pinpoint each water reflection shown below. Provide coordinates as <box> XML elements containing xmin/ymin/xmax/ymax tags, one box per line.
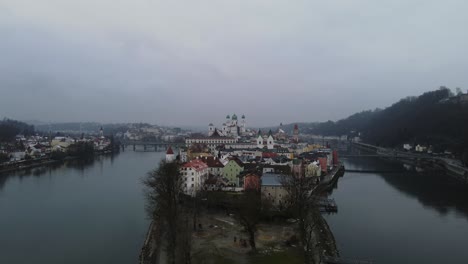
<box><xmin>344</xmin><ymin>157</ymin><xmax>468</xmax><ymax>219</ymax></box>
<box><xmin>0</xmin><ymin>153</ymin><xmax>118</xmax><ymax>191</ymax></box>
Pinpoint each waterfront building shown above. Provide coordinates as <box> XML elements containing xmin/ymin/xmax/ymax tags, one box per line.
<box><xmin>305</xmin><ymin>161</ymin><xmax>321</xmax><ymax>178</ymax></box>
<box><xmin>261</xmin><ymin>174</ymin><xmax>287</xmax><ymax>208</ymax></box>
<box><xmin>243</xmin><ymin>173</ymin><xmax>261</xmax><ymax>191</ymax></box>
<box><xmin>181</xmin><ymin>159</ymin><xmax>209</xmax><ymax>196</ymax></box>
<box><xmin>165</xmin><ymin>146</ymin><xmax>175</xmax><ymax>162</ymax></box>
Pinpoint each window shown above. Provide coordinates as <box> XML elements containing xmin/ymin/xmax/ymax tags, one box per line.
<box><xmin>192</xmin><ymin>172</ymin><xmax>194</xmax><ymax>175</ymax></box>
<box><xmin>191</xmin><ymin>184</ymin><xmax>194</xmax><ymax>187</ymax></box>
<box><xmin>192</xmin><ymin>178</ymin><xmax>194</xmax><ymax>181</ymax></box>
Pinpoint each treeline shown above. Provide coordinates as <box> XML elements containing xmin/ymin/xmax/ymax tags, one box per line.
<box><xmin>310</xmin><ymin>87</ymin><xmax>468</xmax><ymax>154</ymax></box>
<box><xmin>35</xmin><ymin>122</ymin><xmax>129</xmax><ymax>135</ymax></box>
<box><xmin>0</xmin><ymin>118</ymin><xmax>35</xmax><ymax>142</ymax></box>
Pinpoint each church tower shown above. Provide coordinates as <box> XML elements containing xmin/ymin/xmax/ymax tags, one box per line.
<box><xmin>99</xmin><ymin>127</ymin><xmax>104</xmax><ymax>138</ymax></box>
<box><xmin>208</xmin><ymin>123</ymin><xmax>214</xmax><ymax>136</ymax></box>
<box><xmin>166</xmin><ymin>146</ymin><xmax>175</xmax><ymax>162</ymax></box>
<box><xmin>293</xmin><ymin>124</ymin><xmax>299</xmax><ymax>143</ymax></box>
<box><xmin>241</xmin><ymin>114</ymin><xmax>246</xmax><ymax>133</ymax></box>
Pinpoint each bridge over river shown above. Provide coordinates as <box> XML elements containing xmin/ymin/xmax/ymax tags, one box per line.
<box><xmin>121</xmin><ymin>140</ymin><xmax>185</xmax><ymax>151</ymax></box>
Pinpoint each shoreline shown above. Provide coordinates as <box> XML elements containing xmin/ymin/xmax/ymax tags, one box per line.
<box><xmin>0</xmin><ymin>150</ymin><xmax>115</xmax><ymax>175</ymax></box>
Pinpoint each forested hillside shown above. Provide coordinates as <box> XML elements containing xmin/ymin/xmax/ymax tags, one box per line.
<box><xmin>311</xmin><ymin>87</ymin><xmax>468</xmax><ymax>154</ymax></box>
<box><xmin>0</xmin><ymin>118</ymin><xmax>35</xmax><ymax>142</ymax></box>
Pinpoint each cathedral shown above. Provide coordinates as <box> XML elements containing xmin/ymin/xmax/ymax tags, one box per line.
<box><xmin>208</xmin><ymin>114</ymin><xmax>246</xmax><ymax>138</ymax></box>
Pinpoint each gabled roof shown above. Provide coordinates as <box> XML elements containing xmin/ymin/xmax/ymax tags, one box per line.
<box><xmin>182</xmin><ymin>159</ymin><xmax>209</xmax><ymax>171</ymax></box>
<box><xmin>201</xmin><ymin>156</ymin><xmax>224</xmax><ymax>168</ymax></box>
<box><xmin>227</xmin><ymin>157</ymin><xmax>244</xmax><ymax>167</ymax></box>
<box><xmin>210</xmin><ymin>128</ymin><xmax>226</xmax><ymax>138</ymax></box>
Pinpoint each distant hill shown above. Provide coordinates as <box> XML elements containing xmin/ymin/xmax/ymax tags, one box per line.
<box><xmin>0</xmin><ymin>118</ymin><xmax>35</xmax><ymax>142</ymax></box>
<box><xmin>261</xmin><ymin>122</ymin><xmax>319</xmax><ymax>134</ymax></box>
<box><xmin>302</xmin><ymin>87</ymin><xmax>468</xmax><ymax>156</ymax></box>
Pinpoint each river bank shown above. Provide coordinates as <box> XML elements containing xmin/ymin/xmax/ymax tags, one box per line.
<box><xmin>0</xmin><ymin>149</ymin><xmax>115</xmax><ymax>174</ymax></box>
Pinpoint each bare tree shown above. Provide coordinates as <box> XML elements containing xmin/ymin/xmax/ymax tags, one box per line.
<box><xmin>281</xmin><ymin>174</ymin><xmax>320</xmax><ymax>264</ymax></box>
<box><xmin>143</xmin><ymin>160</ymin><xmax>190</xmax><ymax>264</ymax></box>
<box><xmin>233</xmin><ymin>190</ymin><xmax>262</xmax><ymax>252</ymax></box>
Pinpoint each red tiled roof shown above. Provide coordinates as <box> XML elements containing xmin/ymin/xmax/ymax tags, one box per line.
<box><xmin>201</xmin><ymin>156</ymin><xmax>224</xmax><ymax>168</ymax></box>
<box><xmin>262</xmin><ymin>152</ymin><xmax>278</xmax><ymax>158</ymax></box>
<box><xmin>166</xmin><ymin>146</ymin><xmax>174</xmax><ymax>155</ymax></box>
<box><xmin>182</xmin><ymin>159</ymin><xmax>209</xmax><ymax>172</ymax></box>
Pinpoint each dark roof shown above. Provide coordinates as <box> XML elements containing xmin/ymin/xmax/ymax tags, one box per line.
<box><xmin>228</xmin><ymin>157</ymin><xmax>244</xmax><ymax>167</ymax></box>
<box><xmin>210</xmin><ymin>128</ymin><xmax>226</xmax><ymax>138</ymax></box>
<box><xmin>261</xmin><ymin>174</ymin><xmax>283</xmax><ymax>186</ymax></box>
<box><xmin>201</xmin><ymin>156</ymin><xmax>224</xmax><ymax>167</ymax></box>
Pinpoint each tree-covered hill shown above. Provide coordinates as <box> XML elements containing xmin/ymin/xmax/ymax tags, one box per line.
<box><xmin>284</xmin><ymin>87</ymin><xmax>468</xmax><ymax>156</ymax></box>
<box><xmin>0</xmin><ymin>118</ymin><xmax>35</xmax><ymax>142</ymax></box>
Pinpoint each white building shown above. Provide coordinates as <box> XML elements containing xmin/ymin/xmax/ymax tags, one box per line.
<box><xmin>186</xmin><ymin>129</ymin><xmax>237</xmax><ymax>151</ymax></box>
<box><xmin>208</xmin><ymin>114</ymin><xmax>247</xmax><ymax>138</ymax></box>
<box><xmin>166</xmin><ymin>146</ymin><xmax>175</xmax><ymax>162</ymax></box>
<box><xmin>181</xmin><ymin>159</ymin><xmax>209</xmax><ymax>196</ymax></box>
<box><xmin>256</xmin><ymin>130</ymin><xmax>275</xmax><ymax>149</ymax></box>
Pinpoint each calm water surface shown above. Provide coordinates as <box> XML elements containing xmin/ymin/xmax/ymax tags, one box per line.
<box><xmin>326</xmin><ymin>157</ymin><xmax>468</xmax><ymax>264</ymax></box>
<box><xmin>0</xmin><ymin>151</ymin><xmax>164</xmax><ymax>264</ymax></box>
<box><xmin>2</xmin><ymin>151</ymin><xmax>468</xmax><ymax>264</ymax></box>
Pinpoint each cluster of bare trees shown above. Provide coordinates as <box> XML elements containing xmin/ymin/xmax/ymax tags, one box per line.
<box><xmin>232</xmin><ymin>190</ymin><xmax>265</xmax><ymax>252</ymax></box>
<box><xmin>143</xmin><ymin>160</ymin><xmax>192</xmax><ymax>264</ymax></box>
<box><xmin>281</xmin><ymin>174</ymin><xmax>321</xmax><ymax>264</ymax></box>
<box><xmin>143</xmin><ymin>161</ymin><xmax>324</xmax><ymax>264</ymax></box>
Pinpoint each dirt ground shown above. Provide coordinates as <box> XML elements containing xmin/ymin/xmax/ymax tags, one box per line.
<box><xmin>190</xmin><ymin>212</ymin><xmax>303</xmax><ymax>264</ymax></box>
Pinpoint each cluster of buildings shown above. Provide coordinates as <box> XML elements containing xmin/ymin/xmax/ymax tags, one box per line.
<box><xmin>186</xmin><ymin>114</ymin><xmax>300</xmax><ymax>152</ymax></box>
<box><xmin>123</xmin><ymin>124</ymin><xmax>188</xmax><ymax>142</ymax></box>
<box><xmin>0</xmin><ymin>128</ymin><xmax>111</xmax><ymax>164</ymax></box>
<box><xmin>167</xmin><ymin>114</ymin><xmax>340</xmax><ymax>207</ymax></box>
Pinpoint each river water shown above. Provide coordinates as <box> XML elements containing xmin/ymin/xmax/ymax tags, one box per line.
<box><xmin>2</xmin><ymin>151</ymin><xmax>468</xmax><ymax>264</ymax></box>
<box><xmin>325</xmin><ymin>156</ymin><xmax>468</xmax><ymax>264</ymax></box>
<box><xmin>0</xmin><ymin>150</ymin><xmax>164</xmax><ymax>264</ymax></box>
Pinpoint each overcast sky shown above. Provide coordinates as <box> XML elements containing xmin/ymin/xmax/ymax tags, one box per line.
<box><xmin>1</xmin><ymin>0</ymin><xmax>467</xmax><ymax>127</ymax></box>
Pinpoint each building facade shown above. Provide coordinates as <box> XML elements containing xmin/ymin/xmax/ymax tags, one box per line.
<box><xmin>222</xmin><ymin>158</ymin><xmax>244</xmax><ymax>186</ymax></box>
<box><xmin>181</xmin><ymin>159</ymin><xmax>209</xmax><ymax>196</ymax></box>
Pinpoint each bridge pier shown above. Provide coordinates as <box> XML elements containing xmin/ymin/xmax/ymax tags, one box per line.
<box><xmin>133</xmin><ymin>145</ymin><xmax>136</xmax><ymax>151</ymax></box>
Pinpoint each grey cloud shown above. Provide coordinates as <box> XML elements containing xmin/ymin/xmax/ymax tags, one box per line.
<box><xmin>1</xmin><ymin>0</ymin><xmax>468</xmax><ymax>127</ymax></box>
